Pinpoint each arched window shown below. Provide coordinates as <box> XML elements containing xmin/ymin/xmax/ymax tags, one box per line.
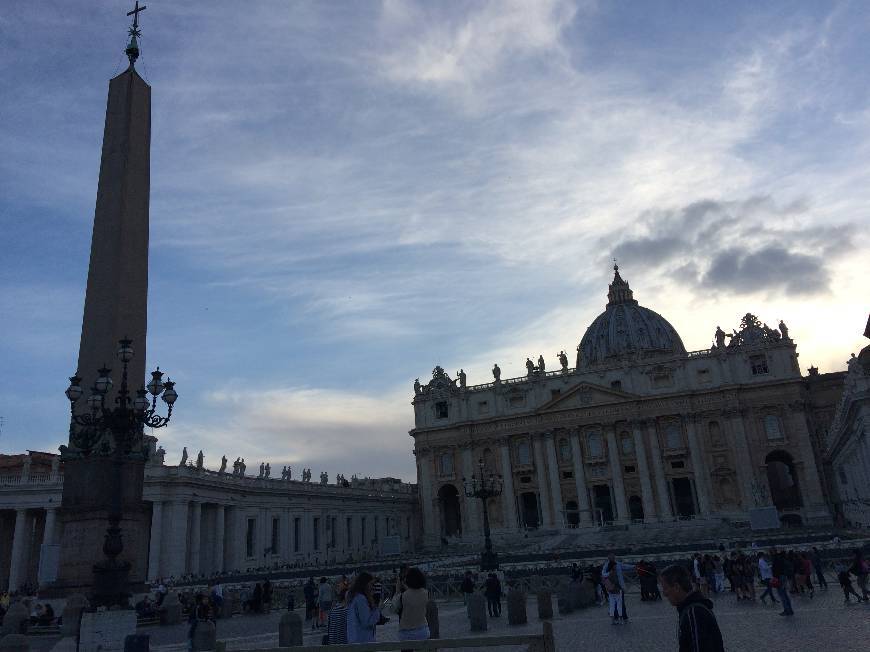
<box><xmin>565</xmin><ymin>500</ymin><xmax>580</xmax><ymax>526</ymax></box>
<box><xmin>437</xmin><ymin>484</ymin><xmax>461</xmax><ymax>536</ymax></box>
<box><xmin>517</xmin><ymin>442</ymin><xmax>531</xmax><ymax>465</ymax></box>
<box><xmin>764</xmin><ymin>415</ymin><xmax>784</xmax><ymax>441</ymax></box>
<box><xmin>665</xmin><ymin>423</ymin><xmax>682</xmax><ymax>449</ymax></box>
<box><xmin>708</xmin><ymin>421</ymin><xmax>723</xmax><ymax>447</ymax></box>
<box><xmin>439</xmin><ymin>453</ymin><xmax>453</xmax><ymax>476</ymax></box>
<box><xmin>620</xmin><ymin>432</ymin><xmax>634</xmax><ymax>456</ymax></box>
<box><xmin>559</xmin><ymin>439</ymin><xmax>571</xmax><ymax>462</ymax></box>
<box><xmin>628</xmin><ymin>495</ymin><xmax>644</xmax><ymax>521</ymax></box>
<box><xmin>765</xmin><ymin>450</ymin><xmax>802</xmax><ymax>510</ymax></box>
<box><xmin>587</xmin><ymin>432</ymin><xmax>603</xmax><ymax>457</ymax></box>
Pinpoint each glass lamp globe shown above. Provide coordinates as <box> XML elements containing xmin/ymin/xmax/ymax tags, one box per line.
<box><xmin>161</xmin><ymin>380</ymin><xmax>177</xmax><ymax>405</ymax></box>
<box><xmin>117</xmin><ymin>339</ymin><xmax>134</xmax><ymax>363</ymax></box>
<box><xmin>147</xmin><ymin>368</ymin><xmax>164</xmax><ymax>396</ymax></box>
<box><xmin>133</xmin><ymin>388</ymin><xmax>150</xmax><ymax>412</ymax></box>
<box><xmin>87</xmin><ymin>393</ymin><xmax>103</xmax><ymax>410</ymax></box>
<box><xmin>65</xmin><ymin>376</ymin><xmax>83</xmax><ymax>402</ymax></box>
<box><xmin>94</xmin><ymin>367</ymin><xmax>113</xmax><ymax>394</ymax></box>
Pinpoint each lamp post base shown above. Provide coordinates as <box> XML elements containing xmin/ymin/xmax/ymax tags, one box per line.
<box><xmin>480</xmin><ymin>550</ymin><xmax>500</xmax><ymax>571</ymax></box>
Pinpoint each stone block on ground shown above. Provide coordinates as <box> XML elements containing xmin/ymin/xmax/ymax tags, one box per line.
<box><xmin>124</xmin><ymin>634</ymin><xmax>150</xmax><ymax>652</ymax></box>
<box><xmin>192</xmin><ymin>620</ymin><xmax>216</xmax><ymax>651</ymax></box>
<box><xmin>278</xmin><ymin>612</ymin><xmax>303</xmax><ymax>647</ymax></box>
<box><xmin>466</xmin><ymin>593</ymin><xmax>487</xmax><ymax>632</ymax></box>
<box><xmin>570</xmin><ymin>580</ymin><xmax>595</xmax><ymax>609</ymax></box>
<box><xmin>61</xmin><ymin>594</ymin><xmax>89</xmax><ymax>637</ymax></box>
<box><xmin>159</xmin><ymin>592</ymin><xmax>182</xmax><ymax>626</ymax></box>
<box><xmin>507</xmin><ymin>589</ymin><xmax>527</xmax><ymax>625</ymax></box>
<box><xmin>219</xmin><ymin>595</ymin><xmax>235</xmax><ymax>619</ymax></box>
<box><xmin>557</xmin><ymin>587</ymin><xmax>573</xmax><ymax>615</ymax></box>
<box><xmin>536</xmin><ymin>591</ymin><xmax>553</xmax><ymax>620</ymax></box>
<box><xmin>0</xmin><ymin>604</ymin><xmax>29</xmax><ymax>636</ymax></box>
<box><xmin>0</xmin><ymin>634</ymin><xmax>29</xmax><ymax>652</ymax></box>
<box><xmin>425</xmin><ymin>600</ymin><xmax>440</xmax><ymax>639</ymax></box>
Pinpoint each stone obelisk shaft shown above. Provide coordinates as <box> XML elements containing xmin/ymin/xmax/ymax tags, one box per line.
<box><xmin>75</xmin><ymin>67</ymin><xmax>150</xmax><ymax>405</ymax></box>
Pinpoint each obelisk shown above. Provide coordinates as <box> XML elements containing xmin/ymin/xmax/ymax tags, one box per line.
<box><xmin>55</xmin><ymin>5</ymin><xmax>153</xmax><ymax>596</ymax></box>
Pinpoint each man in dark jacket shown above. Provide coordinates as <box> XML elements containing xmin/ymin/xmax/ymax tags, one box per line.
<box><xmin>660</xmin><ymin>564</ymin><xmax>724</xmax><ymax>652</ymax></box>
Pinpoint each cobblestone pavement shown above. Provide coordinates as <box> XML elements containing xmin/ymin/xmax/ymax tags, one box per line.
<box><xmin>129</xmin><ymin>585</ymin><xmax>869</xmax><ymax>651</ymax></box>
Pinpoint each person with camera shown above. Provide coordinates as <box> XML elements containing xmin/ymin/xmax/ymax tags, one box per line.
<box><xmin>346</xmin><ymin>572</ymin><xmax>384</xmax><ymax>643</ymax></box>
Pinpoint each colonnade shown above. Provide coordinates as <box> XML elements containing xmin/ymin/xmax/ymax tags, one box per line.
<box><xmin>1</xmin><ymin>506</ymin><xmax>57</xmax><ymax>592</ymax></box>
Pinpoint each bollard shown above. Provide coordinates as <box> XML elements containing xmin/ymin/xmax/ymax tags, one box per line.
<box><xmin>61</xmin><ymin>594</ymin><xmax>89</xmax><ymax>637</ymax></box>
<box><xmin>0</xmin><ymin>603</ymin><xmax>29</xmax><ymax>636</ymax></box>
<box><xmin>425</xmin><ymin>599</ymin><xmax>440</xmax><ymax>639</ymax></box>
<box><xmin>536</xmin><ymin>591</ymin><xmax>553</xmax><ymax>620</ymax></box>
<box><xmin>0</xmin><ymin>634</ymin><xmax>29</xmax><ymax>652</ymax></box>
<box><xmin>124</xmin><ymin>634</ymin><xmax>150</xmax><ymax>652</ymax></box>
<box><xmin>557</xmin><ymin>587</ymin><xmax>573</xmax><ymax>615</ymax></box>
<box><xmin>278</xmin><ymin>611</ymin><xmax>303</xmax><ymax>647</ymax></box>
<box><xmin>159</xmin><ymin>592</ymin><xmax>183</xmax><ymax>626</ymax></box>
<box><xmin>466</xmin><ymin>594</ymin><xmax>487</xmax><ymax>632</ymax></box>
<box><xmin>192</xmin><ymin>620</ymin><xmax>216</xmax><ymax>651</ymax></box>
<box><xmin>220</xmin><ymin>594</ymin><xmax>235</xmax><ymax>620</ymax></box>
<box><xmin>507</xmin><ymin>589</ymin><xmax>527</xmax><ymax>625</ymax></box>
<box><xmin>571</xmin><ymin>580</ymin><xmax>595</xmax><ymax>609</ymax></box>
<box><xmin>215</xmin><ymin>642</ymin><xmax>227</xmax><ymax>652</ymax></box>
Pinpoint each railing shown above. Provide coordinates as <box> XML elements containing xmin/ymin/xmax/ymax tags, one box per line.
<box><xmin>466</xmin><ymin>368</ymin><xmax>578</xmax><ymax>392</ymax></box>
<box><xmin>0</xmin><ymin>473</ymin><xmax>62</xmax><ymax>487</ymax></box>
<box><xmin>227</xmin><ymin>622</ymin><xmax>555</xmax><ymax>652</ymax></box>
<box><xmin>687</xmin><ymin>349</ymin><xmax>712</xmax><ymax>358</ymax></box>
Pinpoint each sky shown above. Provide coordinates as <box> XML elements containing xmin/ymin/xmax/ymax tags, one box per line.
<box><xmin>1</xmin><ymin>1</ymin><xmax>868</xmax><ymax>482</ymax></box>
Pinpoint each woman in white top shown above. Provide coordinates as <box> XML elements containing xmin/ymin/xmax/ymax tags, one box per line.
<box><xmin>393</xmin><ymin>567</ymin><xmax>430</xmax><ymax>641</ymax></box>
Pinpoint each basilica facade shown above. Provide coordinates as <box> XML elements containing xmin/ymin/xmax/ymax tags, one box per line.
<box><xmin>411</xmin><ymin>267</ymin><xmax>844</xmax><ymax>546</ymax></box>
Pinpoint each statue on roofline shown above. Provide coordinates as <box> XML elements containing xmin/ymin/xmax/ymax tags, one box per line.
<box><xmin>179</xmin><ymin>447</ymin><xmax>188</xmax><ymax>467</ymax></box>
<box><xmin>219</xmin><ymin>455</ymin><xmax>227</xmax><ymax>474</ymax></box>
<box><xmin>557</xmin><ymin>350</ymin><xmax>568</xmax><ymax>371</ymax></box>
<box><xmin>492</xmin><ymin>363</ymin><xmax>501</xmax><ymax>382</ymax></box>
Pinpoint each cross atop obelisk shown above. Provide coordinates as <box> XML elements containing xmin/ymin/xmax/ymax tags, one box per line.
<box><xmin>125</xmin><ymin>1</ymin><xmax>147</xmax><ymax>67</ymax></box>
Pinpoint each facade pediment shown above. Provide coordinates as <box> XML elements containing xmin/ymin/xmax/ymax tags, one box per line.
<box><xmin>538</xmin><ymin>382</ymin><xmax>638</xmax><ymax>413</ymax></box>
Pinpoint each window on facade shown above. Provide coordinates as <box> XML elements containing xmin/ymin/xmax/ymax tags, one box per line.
<box><xmin>517</xmin><ymin>442</ymin><xmax>531</xmax><ymax>465</ymax></box>
<box><xmin>271</xmin><ymin>517</ymin><xmax>280</xmax><ymax>554</ymax></box>
<box><xmin>246</xmin><ymin>518</ymin><xmax>256</xmax><ymax>558</ymax></box>
<box><xmin>562</xmin><ymin>470</ymin><xmax>574</xmax><ymax>479</ymax></box>
<box><xmin>665</xmin><ymin>423</ymin><xmax>682</xmax><ymax>449</ymax></box>
<box><xmin>671</xmin><ymin>460</ymin><xmax>685</xmax><ymax>469</ymax></box>
<box><xmin>435</xmin><ymin>401</ymin><xmax>449</xmax><ymax>419</ymax></box>
<box><xmin>587</xmin><ymin>432</ymin><xmax>603</xmax><ymax>457</ymax></box>
<box><xmin>346</xmin><ymin>516</ymin><xmax>353</xmax><ymax>547</ymax></box>
<box><xmin>652</xmin><ymin>372</ymin><xmax>673</xmax><ymax>388</ymax></box>
<box><xmin>478</xmin><ymin>401</ymin><xmax>489</xmax><ymax>414</ymax></box>
<box><xmin>509</xmin><ymin>395</ymin><xmax>525</xmax><ymax>407</ymax></box>
<box><xmin>620</xmin><ymin>433</ymin><xmax>634</xmax><ymax>456</ymax></box>
<box><xmin>361</xmin><ymin>517</ymin><xmax>367</xmax><ymax>545</ymax></box>
<box><xmin>313</xmin><ymin>517</ymin><xmax>320</xmax><ymax>551</ymax></box>
<box><xmin>839</xmin><ymin>468</ymin><xmax>848</xmax><ymax>485</ymax></box>
<box><xmin>697</xmin><ymin>368</ymin><xmax>711</xmax><ymax>384</ymax></box>
<box><xmin>550</xmin><ymin>389</ymin><xmax>561</xmax><ymax>400</ymax></box>
<box><xmin>520</xmin><ymin>475</ymin><xmax>532</xmax><ymax>483</ymax></box>
<box><xmin>750</xmin><ymin>355</ymin><xmax>769</xmax><ymax>375</ymax></box>
<box><xmin>624</xmin><ymin>465</ymin><xmax>636</xmax><ymax>473</ymax></box>
<box><xmin>439</xmin><ymin>452</ymin><xmax>453</xmax><ymax>475</ymax></box>
<box><xmin>611</xmin><ymin>380</ymin><xmax>622</xmax><ymax>390</ymax></box>
<box><xmin>708</xmin><ymin>421</ymin><xmax>723</xmax><ymax>447</ymax></box>
<box><xmin>764</xmin><ymin>415</ymin><xmax>784</xmax><ymax>441</ymax></box>
<box><xmin>293</xmin><ymin>517</ymin><xmax>301</xmax><ymax>552</ymax></box>
<box><xmin>559</xmin><ymin>439</ymin><xmax>571</xmax><ymax>462</ymax></box>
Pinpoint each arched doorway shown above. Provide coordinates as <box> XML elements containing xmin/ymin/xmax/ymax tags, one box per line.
<box><xmin>628</xmin><ymin>495</ymin><xmax>644</xmax><ymax>522</ymax></box>
<box><xmin>565</xmin><ymin>500</ymin><xmax>579</xmax><ymax>526</ymax></box>
<box><xmin>765</xmin><ymin>451</ymin><xmax>802</xmax><ymax>510</ymax></box>
<box><xmin>520</xmin><ymin>492</ymin><xmax>540</xmax><ymax>529</ymax></box>
<box><xmin>438</xmin><ymin>484</ymin><xmax>462</xmax><ymax>536</ymax></box>
<box><xmin>593</xmin><ymin>485</ymin><xmax>614</xmax><ymax>524</ymax></box>
<box><xmin>671</xmin><ymin>477</ymin><xmax>696</xmax><ymax>518</ymax></box>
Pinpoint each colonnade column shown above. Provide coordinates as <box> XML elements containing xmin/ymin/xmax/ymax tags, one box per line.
<box><xmin>724</xmin><ymin>410</ymin><xmax>755</xmax><ymax>510</ymax></box>
<box><xmin>499</xmin><ymin>443</ymin><xmax>518</xmax><ymax>530</ymax></box>
<box><xmin>461</xmin><ymin>448</ymin><xmax>481</xmax><ymax>536</ymax></box>
<box><xmin>544</xmin><ymin>433</ymin><xmax>564</xmax><ymax>527</ymax></box>
<box><xmin>147</xmin><ymin>501</ymin><xmax>163</xmax><ymax>581</ymax></box>
<box><xmin>684</xmin><ymin>416</ymin><xmax>711</xmax><ymax>516</ymax></box>
<box><xmin>788</xmin><ymin>404</ymin><xmax>829</xmax><ymax>516</ymax></box>
<box><xmin>42</xmin><ymin>507</ymin><xmax>57</xmax><ymax>546</ymax></box>
<box><xmin>532</xmin><ymin>436</ymin><xmax>553</xmax><ymax>527</ymax></box>
<box><xmin>417</xmin><ymin>453</ymin><xmax>437</xmax><ymax>541</ymax></box>
<box><xmin>647</xmin><ymin>422</ymin><xmax>673</xmax><ymax>519</ymax></box>
<box><xmin>189</xmin><ymin>501</ymin><xmax>202</xmax><ymax>574</ymax></box>
<box><xmin>569</xmin><ymin>429</ymin><xmax>592</xmax><ymax>524</ymax></box>
<box><xmin>605</xmin><ymin>426</ymin><xmax>627</xmax><ymax>522</ymax></box>
<box><xmin>8</xmin><ymin>509</ymin><xmax>29</xmax><ymax>591</ymax></box>
<box><xmin>214</xmin><ymin>504</ymin><xmax>225</xmax><ymax>573</ymax></box>
<box><xmin>166</xmin><ymin>500</ymin><xmax>189</xmax><ymax>577</ymax></box>
<box><xmin>631</xmin><ymin>421</ymin><xmax>656</xmax><ymax>522</ymax></box>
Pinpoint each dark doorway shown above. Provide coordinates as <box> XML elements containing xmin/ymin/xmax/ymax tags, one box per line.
<box><xmin>671</xmin><ymin>477</ymin><xmax>696</xmax><ymax>518</ymax></box>
<box><xmin>765</xmin><ymin>451</ymin><xmax>802</xmax><ymax>510</ymax></box>
<box><xmin>628</xmin><ymin>495</ymin><xmax>644</xmax><ymax>522</ymax></box>
<box><xmin>593</xmin><ymin>485</ymin><xmax>614</xmax><ymax>524</ymax></box>
<box><xmin>438</xmin><ymin>484</ymin><xmax>462</xmax><ymax>536</ymax></box>
<box><xmin>520</xmin><ymin>492</ymin><xmax>540</xmax><ymax>529</ymax></box>
<box><xmin>565</xmin><ymin>500</ymin><xmax>579</xmax><ymax>526</ymax></box>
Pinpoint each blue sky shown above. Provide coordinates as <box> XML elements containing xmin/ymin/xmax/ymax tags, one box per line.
<box><xmin>1</xmin><ymin>1</ymin><xmax>868</xmax><ymax>480</ymax></box>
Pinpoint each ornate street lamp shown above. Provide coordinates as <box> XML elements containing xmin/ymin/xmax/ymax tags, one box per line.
<box><xmin>463</xmin><ymin>458</ymin><xmax>503</xmax><ymax>571</ymax></box>
<box><xmin>65</xmin><ymin>337</ymin><xmax>177</xmax><ymax>607</ymax></box>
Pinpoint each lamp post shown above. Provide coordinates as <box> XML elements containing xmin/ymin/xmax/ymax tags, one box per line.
<box><xmin>463</xmin><ymin>458</ymin><xmax>503</xmax><ymax>571</ymax></box>
<box><xmin>65</xmin><ymin>338</ymin><xmax>177</xmax><ymax>607</ymax></box>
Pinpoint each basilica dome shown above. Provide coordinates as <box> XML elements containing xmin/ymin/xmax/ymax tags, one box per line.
<box><xmin>578</xmin><ymin>266</ymin><xmax>686</xmax><ymax>368</ymax></box>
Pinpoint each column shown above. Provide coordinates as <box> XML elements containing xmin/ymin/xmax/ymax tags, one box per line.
<box><xmin>532</xmin><ymin>435</ymin><xmax>553</xmax><ymax>527</ymax></box>
<box><xmin>461</xmin><ymin>448</ymin><xmax>481</xmax><ymax>536</ymax></box>
<box><xmin>605</xmin><ymin>426</ymin><xmax>627</xmax><ymax>522</ymax></box>
<box><xmin>8</xmin><ymin>509</ymin><xmax>28</xmax><ymax>591</ymax></box>
<box><xmin>166</xmin><ymin>500</ymin><xmax>189</xmax><ymax>577</ymax></box>
<box><xmin>789</xmin><ymin>406</ymin><xmax>829</xmax><ymax>514</ymax></box>
<box><xmin>189</xmin><ymin>501</ymin><xmax>202</xmax><ymax>574</ymax></box>
<box><xmin>499</xmin><ymin>443</ymin><xmax>518</xmax><ymax>530</ymax></box>
<box><xmin>223</xmin><ymin>506</ymin><xmax>237</xmax><ymax>571</ymax></box>
<box><xmin>725</xmin><ymin>410</ymin><xmax>756</xmax><ymax>510</ymax></box>
<box><xmin>544</xmin><ymin>433</ymin><xmax>564</xmax><ymax>527</ymax></box>
<box><xmin>42</xmin><ymin>507</ymin><xmax>57</xmax><ymax>546</ymax></box>
<box><xmin>417</xmin><ymin>453</ymin><xmax>437</xmax><ymax>541</ymax></box>
<box><xmin>647</xmin><ymin>422</ymin><xmax>673</xmax><ymax>518</ymax></box>
<box><xmin>631</xmin><ymin>421</ymin><xmax>656</xmax><ymax>522</ymax></box>
<box><xmin>147</xmin><ymin>501</ymin><xmax>163</xmax><ymax>581</ymax></box>
<box><xmin>685</xmin><ymin>416</ymin><xmax>711</xmax><ymax>516</ymax></box>
<box><xmin>569</xmin><ymin>429</ymin><xmax>592</xmax><ymax>524</ymax></box>
<box><xmin>214</xmin><ymin>504</ymin><xmax>225</xmax><ymax>573</ymax></box>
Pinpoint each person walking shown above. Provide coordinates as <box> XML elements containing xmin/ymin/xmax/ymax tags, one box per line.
<box><xmin>835</xmin><ymin>560</ymin><xmax>863</xmax><ymax>604</ymax></box>
<box><xmin>484</xmin><ymin>573</ymin><xmax>502</xmax><ymax>617</ymax></box>
<box><xmin>660</xmin><ymin>564</ymin><xmax>725</xmax><ymax>652</ymax></box>
<box><xmin>325</xmin><ymin>587</ymin><xmax>348</xmax><ymax>645</ymax></box>
<box><xmin>757</xmin><ymin>552</ymin><xmax>778</xmax><ymax>606</ymax></box>
<box><xmin>460</xmin><ymin>571</ymin><xmax>475</xmax><ymax>605</ymax></box>
<box><xmin>602</xmin><ymin>552</ymin><xmax>634</xmax><ymax>624</ymax></box>
<box><xmin>304</xmin><ymin>578</ymin><xmax>318</xmax><ymax>630</ymax></box>
<box><xmin>772</xmin><ymin>549</ymin><xmax>794</xmax><ymax>616</ymax></box>
<box><xmin>393</xmin><ymin>567</ymin><xmax>431</xmax><ymax>643</ymax></box>
<box><xmin>850</xmin><ymin>549</ymin><xmax>870</xmax><ymax>601</ymax></box>
<box><xmin>318</xmin><ymin>577</ymin><xmax>335</xmax><ymax>628</ymax></box>
<box><xmin>810</xmin><ymin>547</ymin><xmax>828</xmax><ymax>589</ymax></box>
<box><xmin>346</xmin><ymin>572</ymin><xmax>382</xmax><ymax>643</ymax></box>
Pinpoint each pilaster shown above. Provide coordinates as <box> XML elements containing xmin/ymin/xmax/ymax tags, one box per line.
<box><xmin>147</xmin><ymin>501</ymin><xmax>162</xmax><ymax>581</ymax></box>
<box><xmin>647</xmin><ymin>422</ymin><xmax>673</xmax><ymax>519</ymax></box>
<box><xmin>684</xmin><ymin>415</ymin><xmax>711</xmax><ymax>516</ymax></box>
<box><xmin>499</xmin><ymin>443</ymin><xmax>518</xmax><ymax>530</ymax></box>
<box><xmin>605</xmin><ymin>425</ymin><xmax>627</xmax><ymax>522</ymax></box>
<box><xmin>544</xmin><ymin>432</ymin><xmax>564</xmax><ymax>527</ymax></box>
<box><xmin>631</xmin><ymin>421</ymin><xmax>656</xmax><ymax>522</ymax></box>
<box><xmin>532</xmin><ymin>435</ymin><xmax>554</xmax><ymax>527</ymax></box>
<box><xmin>569</xmin><ymin>429</ymin><xmax>592</xmax><ymax>524</ymax></box>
